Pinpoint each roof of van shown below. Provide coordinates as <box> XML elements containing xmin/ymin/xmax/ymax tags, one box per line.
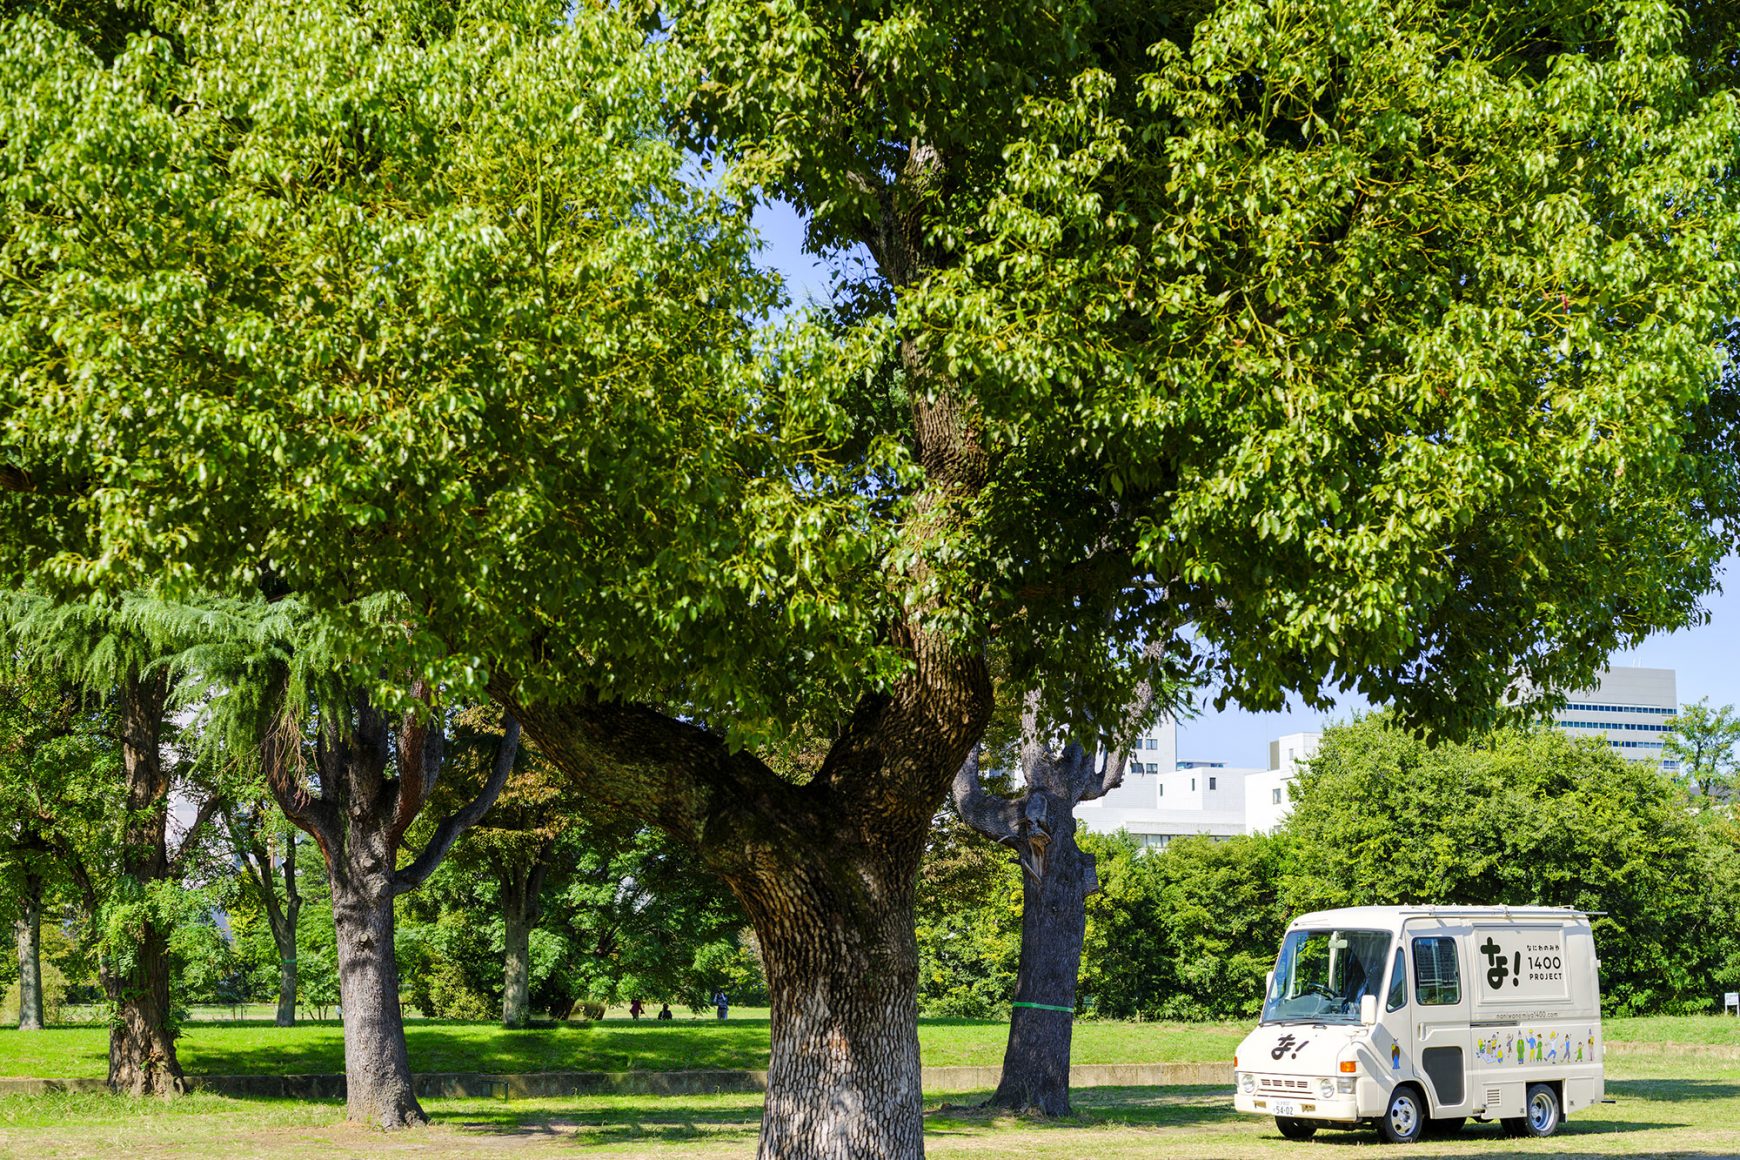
<box><xmin>1288</xmin><ymin>905</ymin><xmax>1592</xmax><ymax>929</ymax></box>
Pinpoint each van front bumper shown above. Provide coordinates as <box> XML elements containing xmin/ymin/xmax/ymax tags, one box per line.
<box><xmin>1235</xmin><ymin>1084</ymin><xmax>1363</xmax><ymax>1124</ymax></box>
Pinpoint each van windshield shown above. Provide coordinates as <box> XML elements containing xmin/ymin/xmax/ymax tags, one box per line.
<box><xmin>1262</xmin><ymin>928</ymin><xmax>1393</xmax><ymax>1025</ymax></box>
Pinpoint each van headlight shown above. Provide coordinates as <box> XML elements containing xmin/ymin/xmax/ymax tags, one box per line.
<box><xmin>1317</xmin><ymin>1078</ymin><xmax>1335</xmax><ymax>1100</ymax></box>
<box><xmin>1337</xmin><ymin>1077</ymin><xmax>1356</xmax><ymax>1094</ymax></box>
<box><xmin>1240</xmin><ymin>1073</ymin><xmax>1255</xmax><ymax>1094</ymax></box>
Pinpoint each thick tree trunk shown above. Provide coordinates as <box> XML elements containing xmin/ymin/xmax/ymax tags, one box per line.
<box><xmin>15</xmin><ymin>871</ymin><xmax>43</xmax><ymax>1031</ymax></box>
<box><xmin>330</xmin><ymin>871</ymin><xmax>424</xmax><ymax>1128</ymax></box>
<box><xmin>109</xmin><ymin>665</ymin><xmax>185</xmax><ymax>1097</ymax></box>
<box><xmin>991</xmin><ymin>824</ymin><xmax>1093</xmax><ymax>1115</ymax></box>
<box><xmin>105</xmin><ymin>924</ymin><xmax>185</xmax><ymax>1095</ymax></box>
<box><xmin>738</xmin><ymin>850</ymin><xmax>924</xmax><ymax>1160</ymax></box>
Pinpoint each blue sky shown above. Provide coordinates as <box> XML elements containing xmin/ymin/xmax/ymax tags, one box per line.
<box><xmin>749</xmin><ymin>204</ymin><xmax>1740</xmax><ymax>769</ymax></box>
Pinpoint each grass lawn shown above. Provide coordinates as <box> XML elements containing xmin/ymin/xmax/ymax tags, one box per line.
<box><xmin>0</xmin><ymin>1013</ymin><xmax>1723</xmax><ymax>1080</ymax></box>
<box><xmin>0</xmin><ymin>1047</ymin><xmax>1735</xmax><ymax>1159</ymax></box>
<box><xmin>0</xmin><ymin>1013</ymin><xmax>1249</xmax><ymax>1078</ymax></box>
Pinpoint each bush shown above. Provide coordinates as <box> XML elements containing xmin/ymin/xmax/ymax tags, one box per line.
<box><xmin>1283</xmin><ymin>716</ymin><xmax>1740</xmax><ymax>1015</ymax></box>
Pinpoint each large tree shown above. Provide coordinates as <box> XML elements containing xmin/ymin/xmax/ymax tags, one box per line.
<box><xmin>5</xmin><ymin>1</ymin><xmax>1740</xmax><ymax>1155</ymax></box>
<box><xmin>242</xmin><ymin>658</ymin><xmax>520</xmax><ymax>1127</ymax></box>
<box><xmin>0</xmin><ymin>595</ymin><xmax>220</xmax><ymax>1094</ymax></box>
<box><xmin>949</xmin><ymin>668</ymin><xmax>1169</xmax><ymax>1115</ymax></box>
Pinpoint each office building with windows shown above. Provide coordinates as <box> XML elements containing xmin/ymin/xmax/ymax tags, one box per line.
<box><xmin>1550</xmin><ymin>667</ymin><xmax>1677</xmax><ymax>769</ymax></box>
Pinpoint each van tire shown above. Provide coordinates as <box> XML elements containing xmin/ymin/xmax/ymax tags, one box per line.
<box><xmin>1377</xmin><ymin>1086</ymin><xmax>1426</xmax><ymax>1144</ymax></box>
<box><xmin>1502</xmin><ymin>1083</ymin><xmax>1562</xmax><ymax>1139</ymax></box>
<box><xmin>1424</xmin><ymin>1116</ymin><xmax>1465</xmax><ymax>1136</ymax></box>
<box><xmin>1276</xmin><ymin>1117</ymin><xmax>1317</xmax><ymax>1140</ymax></box>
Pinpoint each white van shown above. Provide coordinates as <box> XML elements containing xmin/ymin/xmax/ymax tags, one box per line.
<box><xmin>1232</xmin><ymin>906</ymin><xmax>1604</xmax><ymax>1143</ymax></box>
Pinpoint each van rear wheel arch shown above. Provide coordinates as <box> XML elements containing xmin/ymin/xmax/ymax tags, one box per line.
<box><xmin>1502</xmin><ymin>1081</ymin><xmax>1564</xmax><ymax>1139</ymax></box>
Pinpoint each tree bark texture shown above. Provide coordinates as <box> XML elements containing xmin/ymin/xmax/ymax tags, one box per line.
<box><xmin>498</xmin><ymin>675</ymin><xmax>987</xmax><ymax>1160</ymax></box>
<box><xmin>952</xmin><ymin>683</ymin><xmax>1153</xmax><ymax>1116</ymax></box>
<box><xmin>276</xmin><ymin>947</ymin><xmax>299</xmax><ymax>1028</ymax></box>
<box><xmin>500</xmin><ymin>857</ymin><xmax>546</xmax><ymax>1030</ymax></box>
<box><xmin>745</xmin><ymin>850</ymin><xmax>925</xmax><ymax>1160</ymax></box>
<box><xmin>329</xmin><ymin>859</ymin><xmax>423</xmax><ymax>1128</ymax></box>
<box><xmin>994</xmin><ymin>818</ymin><xmax>1092</xmax><ymax>1114</ymax></box>
<box><xmin>105</xmin><ymin>924</ymin><xmax>183</xmax><ymax>1096</ymax></box>
<box><xmin>14</xmin><ymin>870</ymin><xmax>43</xmax><ymax>1031</ymax></box>
<box><xmin>261</xmin><ymin>688</ymin><xmax>518</xmax><ymax>1128</ymax></box>
<box><xmin>109</xmin><ymin>664</ymin><xmax>185</xmax><ymax>1097</ymax></box>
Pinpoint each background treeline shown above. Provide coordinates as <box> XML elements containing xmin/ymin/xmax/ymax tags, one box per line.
<box><xmin>3</xmin><ymin>816</ymin><xmax>771</xmax><ymax>1023</ymax></box>
<box><xmin>917</xmin><ymin>717</ymin><xmax>1740</xmax><ymax>1022</ymax></box>
<box><xmin>7</xmin><ymin>706</ymin><xmax>1737</xmax><ymax>1025</ymax></box>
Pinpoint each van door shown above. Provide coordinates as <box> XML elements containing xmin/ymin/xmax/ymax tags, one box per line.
<box><xmin>1408</xmin><ymin>924</ymin><xmax>1474</xmax><ymax>1116</ymax></box>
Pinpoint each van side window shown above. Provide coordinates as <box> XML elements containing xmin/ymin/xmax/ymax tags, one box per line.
<box><xmin>1386</xmin><ymin>948</ymin><xmax>1407</xmax><ymax>1012</ymax></box>
<box><xmin>1412</xmin><ymin>936</ymin><xmax>1461</xmax><ymax>1005</ymax></box>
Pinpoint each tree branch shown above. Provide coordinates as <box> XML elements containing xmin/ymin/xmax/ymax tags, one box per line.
<box><xmin>392</xmin><ymin>683</ymin><xmax>445</xmax><ymax>846</ymax></box>
<box><xmin>0</xmin><ymin>464</ymin><xmax>32</xmax><ymax>492</ymax></box>
<box><xmin>263</xmin><ymin>701</ymin><xmax>339</xmax><ymax>856</ymax></box>
<box><xmin>392</xmin><ymin>712</ymin><xmax>518</xmax><ymax>895</ymax></box>
<box><xmin>951</xmin><ymin>745</ymin><xmax>1022</xmax><ymax>842</ymax></box>
<box><xmin>488</xmin><ymin>677</ymin><xmax>810</xmax><ymax>861</ymax></box>
<box><xmin>952</xmin><ymin>745</ymin><xmax>1051</xmax><ymax>881</ymax></box>
<box><xmin>168</xmin><ymin>792</ymin><xmax>224</xmax><ymax>877</ymax></box>
<box><xmin>1079</xmin><ymin>638</ymin><xmax>1169</xmax><ymax>803</ymax></box>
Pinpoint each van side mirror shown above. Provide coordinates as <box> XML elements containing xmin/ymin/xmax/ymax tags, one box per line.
<box><xmin>1360</xmin><ymin>994</ymin><xmax>1378</xmax><ymax>1026</ymax></box>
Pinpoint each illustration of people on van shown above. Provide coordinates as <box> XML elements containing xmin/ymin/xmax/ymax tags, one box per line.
<box><xmin>1234</xmin><ymin>906</ymin><xmax>1604</xmax><ymax>1144</ymax></box>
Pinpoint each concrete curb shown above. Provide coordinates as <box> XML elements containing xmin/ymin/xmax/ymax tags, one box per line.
<box><xmin>0</xmin><ymin>1062</ymin><xmax>1230</xmax><ymax>1100</ymax></box>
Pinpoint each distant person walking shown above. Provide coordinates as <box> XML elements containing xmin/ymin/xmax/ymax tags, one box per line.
<box><xmin>657</xmin><ymin>1003</ymin><xmax>673</xmax><ymax>1020</ymax></box>
<box><xmin>712</xmin><ymin>990</ymin><xmax>729</xmax><ymax>1020</ymax></box>
<box><xmin>629</xmin><ymin>998</ymin><xmax>645</xmax><ymax>1020</ymax></box>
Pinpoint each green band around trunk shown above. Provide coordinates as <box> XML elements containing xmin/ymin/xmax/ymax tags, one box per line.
<box><xmin>1010</xmin><ymin>1001</ymin><xmax>1075</xmax><ymax>1014</ymax></box>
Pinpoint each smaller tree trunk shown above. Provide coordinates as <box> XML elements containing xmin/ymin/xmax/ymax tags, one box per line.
<box><xmin>500</xmin><ymin>858</ymin><xmax>547</xmax><ymax>1029</ymax></box>
<box><xmin>991</xmin><ymin>820</ymin><xmax>1093</xmax><ymax>1115</ymax></box>
<box><xmin>105</xmin><ymin>924</ymin><xmax>186</xmax><ymax>1096</ymax></box>
<box><xmin>274</xmin><ymin>940</ymin><xmax>299</xmax><ymax>1028</ymax></box>
<box><xmin>501</xmin><ymin>903</ymin><xmax>532</xmax><ymax>1030</ymax></box>
<box><xmin>15</xmin><ymin>871</ymin><xmax>43</xmax><ymax>1032</ymax></box>
<box><xmin>331</xmin><ymin>873</ymin><xmax>425</xmax><ymax>1128</ymax></box>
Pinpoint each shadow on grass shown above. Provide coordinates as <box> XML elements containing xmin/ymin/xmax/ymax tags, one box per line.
<box><xmin>923</xmin><ymin>1085</ymin><xmax>1245</xmax><ymax>1136</ymax></box>
<box><xmin>450</xmin><ymin>1098</ymin><xmax>764</xmax><ymax>1146</ymax></box>
<box><xmin>1608</xmin><ymin>1078</ymin><xmax>1740</xmax><ymax>1104</ymax></box>
<box><xmin>1296</xmin><ymin>1121</ymin><xmax>1685</xmax><ymax>1148</ymax></box>
<box><xmin>176</xmin><ymin>1020</ymin><xmax>773</xmax><ymax>1077</ymax></box>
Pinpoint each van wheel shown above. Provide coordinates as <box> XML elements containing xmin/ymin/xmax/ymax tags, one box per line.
<box><xmin>1276</xmin><ymin>1116</ymin><xmax>1317</xmax><ymax>1140</ymax></box>
<box><xmin>1502</xmin><ymin>1083</ymin><xmax>1561</xmax><ymax>1138</ymax></box>
<box><xmin>1424</xmin><ymin>1116</ymin><xmax>1465</xmax><ymax>1136</ymax></box>
<box><xmin>1377</xmin><ymin>1086</ymin><xmax>1425</xmax><ymax>1144</ymax></box>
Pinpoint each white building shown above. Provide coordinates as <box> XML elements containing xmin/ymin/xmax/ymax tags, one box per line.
<box><xmin>1550</xmin><ymin>666</ymin><xmax>1678</xmax><ymax>769</ymax></box>
<box><xmin>1078</xmin><ymin>715</ymin><xmax>1262</xmax><ymax>849</ymax></box>
<box><xmin>1243</xmin><ymin>731</ymin><xmax>1322</xmax><ymax>834</ymax></box>
<box><xmin>1078</xmin><ymin>667</ymin><xmax>1682</xmax><ymax>846</ymax></box>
